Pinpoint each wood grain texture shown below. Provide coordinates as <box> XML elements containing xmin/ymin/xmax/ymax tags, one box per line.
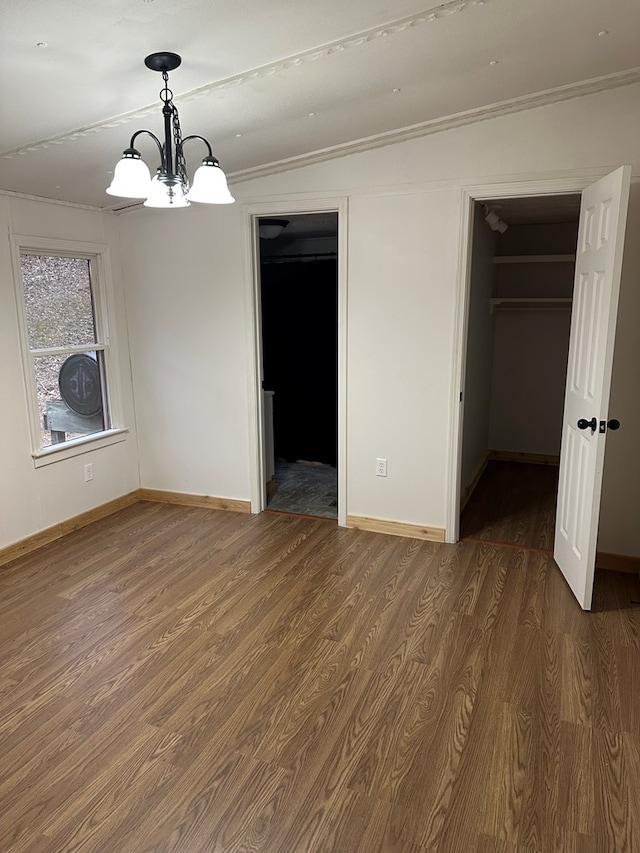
<box><xmin>138</xmin><ymin>489</ymin><xmax>251</xmax><ymax>513</ymax></box>
<box><xmin>463</xmin><ymin>460</ymin><xmax>640</xmax><ymax>574</ymax></box>
<box><xmin>461</xmin><ymin>460</ymin><xmax>558</xmax><ymax>551</ymax></box>
<box><xmin>0</xmin><ymin>489</ymin><xmax>252</xmax><ymax>570</ymax></box>
<box><xmin>346</xmin><ymin>514</ymin><xmax>446</xmax><ymax>542</ymax></box>
<box><xmin>0</xmin><ymin>490</ymin><xmax>142</xmax><ymax>567</ymax></box>
<box><xmin>1</xmin><ymin>501</ymin><xmax>640</xmax><ymax>851</ymax></box>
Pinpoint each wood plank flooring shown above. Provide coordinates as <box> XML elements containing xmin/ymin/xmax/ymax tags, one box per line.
<box><xmin>461</xmin><ymin>461</ymin><xmax>558</xmax><ymax>551</ymax></box>
<box><xmin>1</xmin><ymin>501</ymin><xmax>640</xmax><ymax>852</ymax></box>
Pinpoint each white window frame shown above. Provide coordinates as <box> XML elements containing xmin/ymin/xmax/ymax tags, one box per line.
<box><xmin>10</xmin><ymin>236</ymin><xmax>128</xmax><ymax>466</ymax></box>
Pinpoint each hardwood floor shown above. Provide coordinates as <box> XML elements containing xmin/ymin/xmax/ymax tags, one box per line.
<box><xmin>461</xmin><ymin>461</ymin><xmax>558</xmax><ymax>551</ymax></box>
<box><xmin>1</xmin><ymin>501</ymin><xmax>639</xmax><ymax>852</ymax></box>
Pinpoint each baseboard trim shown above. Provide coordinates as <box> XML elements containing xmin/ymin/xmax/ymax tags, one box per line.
<box><xmin>0</xmin><ymin>488</ymin><xmax>252</xmax><ymax>568</ymax></box>
<box><xmin>7</xmin><ymin>490</ymin><xmax>634</xmax><ymax>576</ymax></box>
<box><xmin>139</xmin><ymin>488</ymin><xmax>251</xmax><ymax>514</ymax></box>
<box><xmin>489</xmin><ymin>450</ymin><xmax>560</xmax><ymax>466</ymax></box>
<box><xmin>346</xmin><ymin>514</ymin><xmax>445</xmax><ymax>542</ymax></box>
<box><xmin>460</xmin><ymin>455</ymin><xmax>489</xmax><ymax>512</ymax></box>
<box><xmin>0</xmin><ymin>490</ymin><xmax>142</xmax><ymax>567</ymax></box>
<box><xmin>596</xmin><ymin>551</ymin><xmax>640</xmax><ymax>575</ymax></box>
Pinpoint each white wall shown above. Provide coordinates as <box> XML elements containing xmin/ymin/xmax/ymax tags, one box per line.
<box><xmin>346</xmin><ymin>190</ymin><xmax>458</xmax><ymax>523</ymax></box>
<box><xmin>488</xmin><ymin>222</ymin><xmax>574</xmax><ymax>457</ymax></box>
<box><xmin>497</xmin><ymin>222</ymin><xmax>579</xmax><ymax>260</ymax></box>
<box><xmin>489</xmin><ymin>310</ymin><xmax>571</xmax><ymax>456</ymax></box>
<box><xmin>118</xmin><ymin>203</ymin><xmax>251</xmax><ymax>500</ymax></box>
<box><xmin>460</xmin><ymin>206</ymin><xmax>496</xmax><ymax>490</ymax></box>
<box><xmin>0</xmin><ymin>196</ymin><xmax>138</xmax><ymax>550</ymax></box>
<box><xmin>118</xmin><ymin>81</ymin><xmax>640</xmax><ymax>552</ymax></box>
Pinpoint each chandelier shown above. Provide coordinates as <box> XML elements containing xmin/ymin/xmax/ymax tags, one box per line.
<box><xmin>106</xmin><ymin>52</ymin><xmax>234</xmax><ymax>208</ymax></box>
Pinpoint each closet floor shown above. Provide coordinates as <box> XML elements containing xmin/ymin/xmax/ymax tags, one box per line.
<box><xmin>461</xmin><ymin>459</ymin><xmax>559</xmax><ymax>551</ymax></box>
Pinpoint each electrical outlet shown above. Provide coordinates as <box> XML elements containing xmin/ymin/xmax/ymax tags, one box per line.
<box><xmin>376</xmin><ymin>458</ymin><xmax>387</xmax><ymax>477</ymax></box>
<box><xmin>84</xmin><ymin>463</ymin><xmax>94</xmax><ymax>482</ymax></box>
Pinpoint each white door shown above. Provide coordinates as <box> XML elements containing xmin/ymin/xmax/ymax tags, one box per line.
<box><xmin>554</xmin><ymin>166</ymin><xmax>631</xmax><ymax>610</ymax></box>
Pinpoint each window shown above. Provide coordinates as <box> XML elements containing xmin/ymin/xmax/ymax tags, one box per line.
<box><xmin>12</xmin><ymin>238</ymin><xmax>124</xmax><ymax>461</ymax></box>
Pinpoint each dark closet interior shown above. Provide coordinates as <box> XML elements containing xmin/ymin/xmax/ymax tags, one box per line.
<box><xmin>258</xmin><ymin>212</ymin><xmax>339</xmax><ymax>520</ymax></box>
<box><xmin>260</xmin><ymin>258</ymin><xmax>338</xmax><ymax>466</ymax></box>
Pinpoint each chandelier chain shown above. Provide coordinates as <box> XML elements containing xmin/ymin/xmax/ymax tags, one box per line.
<box><xmin>172</xmin><ymin>106</ymin><xmax>187</xmax><ymax>186</ymax></box>
<box><xmin>160</xmin><ymin>68</ymin><xmax>187</xmax><ymax>185</ymax></box>
<box><xmin>160</xmin><ymin>71</ymin><xmax>189</xmax><ymax>190</ymax></box>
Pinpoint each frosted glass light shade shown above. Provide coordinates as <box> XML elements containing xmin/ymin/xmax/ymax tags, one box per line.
<box><xmin>143</xmin><ymin>176</ymin><xmax>190</xmax><ymax>208</ymax></box>
<box><xmin>187</xmin><ymin>161</ymin><xmax>235</xmax><ymax>204</ymax></box>
<box><xmin>106</xmin><ymin>155</ymin><xmax>152</xmax><ymax>198</ymax></box>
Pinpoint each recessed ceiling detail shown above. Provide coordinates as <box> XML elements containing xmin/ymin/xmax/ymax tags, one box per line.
<box><xmin>1</xmin><ymin>0</ymin><xmax>490</xmax><ymax>160</ymax></box>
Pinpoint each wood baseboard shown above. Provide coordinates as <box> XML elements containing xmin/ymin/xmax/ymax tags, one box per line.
<box><xmin>346</xmin><ymin>514</ymin><xmax>445</xmax><ymax>542</ymax></box>
<box><xmin>0</xmin><ymin>488</ymin><xmax>252</xmax><ymax>568</ymax></box>
<box><xmin>0</xmin><ymin>490</ymin><xmax>142</xmax><ymax>567</ymax></box>
<box><xmin>596</xmin><ymin>551</ymin><xmax>640</xmax><ymax>575</ymax></box>
<box><xmin>460</xmin><ymin>456</ymin><xmax>489</xmax><ymax>511</ymax></box>
<box><xmin>489</xmin><ymin>449</ymin><xmax>560</xmax><ymax>466</ymax></box>
<box><xmin>138</xmin><ymin>488</ymin><xmax>251</xmax><ymax>514</ymax></box>
<box><xmin>7</xmin><ymin>489</ymin><xmax>635</xmax><ymax>580</ymax></box>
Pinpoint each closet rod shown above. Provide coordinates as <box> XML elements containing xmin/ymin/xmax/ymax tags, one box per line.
<box><xmin>261</xmin><ymin>252</ymin><xmax>337</xmax><ymax>264</ymax></box>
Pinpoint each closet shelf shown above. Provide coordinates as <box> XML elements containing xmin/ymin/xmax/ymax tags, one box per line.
<box><xmin>490</xmin><ymin>297</ymin><xmax>572</xmax><ymax>313</ymax></box>
<box><xmin>493</xmin><ymin>254</ymin><xmax>575</xmax><ymax>264</ymax></box>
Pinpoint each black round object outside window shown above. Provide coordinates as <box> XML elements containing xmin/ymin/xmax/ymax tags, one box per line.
<box><xmin>58</xmin><ymin>354</ymin><xmax>101</xmax><ymax>417</ymax></box>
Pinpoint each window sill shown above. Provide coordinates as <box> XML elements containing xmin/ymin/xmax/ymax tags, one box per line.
<box><xmin>32</xmin><ymin>428</ymin><xmax>129</xmax><ymax>468</ymax></box>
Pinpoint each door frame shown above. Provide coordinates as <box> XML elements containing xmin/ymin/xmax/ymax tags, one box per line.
<box><xmin>445</xmin><ymin>173</ymin><xmax>611</xmax><ymax>543</ymax></box>
<box><xmin>244</xmin><ymin>196</ymin><xmax>348</xmax><ymax>526</ymax></box>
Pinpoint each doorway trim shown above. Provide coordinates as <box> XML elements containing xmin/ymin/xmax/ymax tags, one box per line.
<box><xmin>445</xmin><ymin>173</ymin><xmax>609</xmax><ymax>543</ymax></box>
<box><xmin>244</xmin><ymin>196</ymin><xmax>348</xmax><ymax>526</ymax></box>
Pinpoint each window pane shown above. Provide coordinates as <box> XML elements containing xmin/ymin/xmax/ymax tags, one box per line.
<box><xmin>20</xmin><ymin>255</ymin><xmax>97</xmax><ymax>350</ymax></box>
<box><xmin>34</xmin><ymin>351</ymin><xmax>107</xmax><ymax>448</ymax></box>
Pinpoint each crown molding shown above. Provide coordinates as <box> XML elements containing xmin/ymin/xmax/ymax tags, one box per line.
<box><xmin>230</xmin><ymin>68</ymin><xmax>640</xmax><ymax>184</ymax></box>
<box><xmin>1</xmin><ymin>0</ymin><xmax>488</xmax><ymax>160</ymax></box>
<box><xmin>0</xmin><ymin>188</ymin><xmax>102</xmax><ymax>211</ymax></box>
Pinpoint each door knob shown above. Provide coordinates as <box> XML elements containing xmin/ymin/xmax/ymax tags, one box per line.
<box><xmin>607</xmin><ymin>419</ymin><xmax>621</xmax><ymax>430</ymax></box>
<box><xmin>577</xmin><ymin>417</ymin><xmax>597</xmax><ymax>431</ymax></box>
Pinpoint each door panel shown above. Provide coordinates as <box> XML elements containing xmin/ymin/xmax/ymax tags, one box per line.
<box><xmin>554</xmin><ymin>166</ymin><xmax>631</xmax><ymax>610</ymax></box>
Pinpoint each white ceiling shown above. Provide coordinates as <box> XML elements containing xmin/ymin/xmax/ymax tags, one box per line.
<box><xmin>1</xmin><ymin>0</ymin><xmax>639</xmax><ymax>209</ymax></box>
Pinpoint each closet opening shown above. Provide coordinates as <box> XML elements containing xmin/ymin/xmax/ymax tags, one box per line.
<box><xmin>257</xmin><ymin>212</ymin><xmax>339</xmax><ymax>520</ymax></box>
<box><xmin>459</xmin><ymin>194</ymin><xmax>581</xmax><ymax>550</ymax></box>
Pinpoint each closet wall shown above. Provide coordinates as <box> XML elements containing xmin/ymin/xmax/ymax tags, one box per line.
<box><xmin>488</xmin><ymin>220</ymin><xmax>577</xmax><ymax>456</ymax></box>
<box><xmin>460</xmin><ymin>207</ymin><xmax>496</xmax><ymax>494</ymax></box>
